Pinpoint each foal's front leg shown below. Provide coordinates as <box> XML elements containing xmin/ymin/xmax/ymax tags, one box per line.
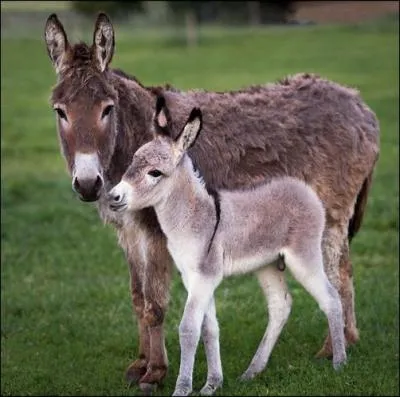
<box><xmin>200</xmin><ymin>297</ymin><xmax>223</xmax><ymax>396</ymax></box>
<box><xmin>173</xmin><ymin>276</ymin><xmax>218</xmax><ymax>397</ymax></box>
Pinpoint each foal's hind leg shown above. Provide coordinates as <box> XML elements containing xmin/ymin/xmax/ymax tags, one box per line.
<box><xmin>240</xmin><ymin>265</ymin><xmax>292</xmax><ymax>380</ymax></box>
<box><xmin>200</xmin><ymin>297</ymin><xmax>223</xmax><ymax>396</ymax></box>
<box><xmin>284</xmin><ymin>246</ymin><xmax>347</xmax><ymax>369</ymax></box>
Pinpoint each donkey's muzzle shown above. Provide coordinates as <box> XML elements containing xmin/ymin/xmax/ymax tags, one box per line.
<box><xmin>72</xmin><ymin>174</ymin><xmax>103</xmax><ymax>202</ymax></box>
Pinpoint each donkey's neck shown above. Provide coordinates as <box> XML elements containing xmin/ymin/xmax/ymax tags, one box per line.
<box><xmin>155</xmin><ymin>156</ymin><xmax>217</xmax><ymax>259</ymax></box>
<box><xmin>106</xmin><ymin>72</ymin><xmax>155</xmax><ymax>186</ymax></box>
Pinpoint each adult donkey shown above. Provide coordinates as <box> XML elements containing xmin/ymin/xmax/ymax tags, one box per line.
<box><xmin>44</xmin><ymin>13</ymin><xmax>379</xmax><ymax>390</ymax></box>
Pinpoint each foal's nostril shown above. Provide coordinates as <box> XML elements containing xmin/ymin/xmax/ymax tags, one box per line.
<box><xmin>113</xmin><ymin>194</ymin><xmax>121</xmax><ymax>202</ymax></box>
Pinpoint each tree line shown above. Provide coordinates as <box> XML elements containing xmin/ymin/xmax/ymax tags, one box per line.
<box><xmin>72</xmin><ymin>1</ymin><xmax>296</xmax><ymax>46</ymax></box>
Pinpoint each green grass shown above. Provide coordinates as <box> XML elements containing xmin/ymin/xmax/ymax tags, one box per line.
<box><xmin>1</xmin><ymin>15</ymin><xmax>399</xmax><ymax>396</ymax></box>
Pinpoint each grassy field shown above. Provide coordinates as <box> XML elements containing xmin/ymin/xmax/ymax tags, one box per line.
<box><xmin>1</xmin><ymin>14</ymin><xmax>399</xmax><ymax>396</ymax></box>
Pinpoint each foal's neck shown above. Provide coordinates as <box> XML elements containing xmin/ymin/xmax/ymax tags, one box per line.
<box><xmin>155</xmin><ymin>155</ymin><xmax>217</xmax><ymax>248</ymax></box>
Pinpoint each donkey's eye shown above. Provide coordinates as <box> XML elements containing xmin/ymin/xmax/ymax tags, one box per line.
<box><xmin>54</xmin><ymin>108</ymin><xmax>67</xmax><ymax>121</ymax></box>
<box><xmin>101</xmin><ymin>105</ymin><xmax>114</xmax><ymax>119</ymax></box>
<box><xmin>148</xmin><ymin>170</ymin><xmax>163</xmax><ymax>178</ymax></box>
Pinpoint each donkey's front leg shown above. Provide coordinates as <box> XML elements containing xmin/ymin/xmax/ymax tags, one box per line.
<box><xmin>139</xmin><ymin>233</ymin><xmax>173</xmax><ymax>391</ymax></box>
<box><xmin>173</xmin><ymin>277</ymin><xmax>217</xmax><ymax>397</ymax></box>
<box><xmin>124</xmin><ymin>256</ymin><xmax>149</xmax><ymax>385</ymax></box>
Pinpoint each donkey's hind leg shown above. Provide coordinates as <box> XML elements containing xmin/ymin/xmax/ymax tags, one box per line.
<box><xmin>200</xmin><ymin>297</ymin><xmax>223</xmax><ymax>396</ymax></box>
<box><xmin>317</xmin><ymin>239</ymin><xmax>360</xmax><ymax>358</ymax></box>
<box><xmin>284</xmin><ymin>246</ymin><xmax>347</xmax><ymax>369</ymax></box>
<box><xmin>240</xmin><ymin>264</ymin><xmax>292</xmax><ymax>381</ymax></box>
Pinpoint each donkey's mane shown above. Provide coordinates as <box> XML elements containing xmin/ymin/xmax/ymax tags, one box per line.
<box><xmin>69</xmin><ymin>42</ymin><xmax>92</xmax><ymax>65</ymax></box>
<box><xmin>111</xmin><ymin>68</ymin><xmax>180</xmax><ymax>95</ymax></box>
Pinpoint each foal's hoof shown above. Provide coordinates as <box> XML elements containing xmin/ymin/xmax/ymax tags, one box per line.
<box><xmin>172</xmin><ymin>387</ymin><xmax>191</xmax><ymax>396</ymax></box>
<box><xmin>238</xmin><ymin>370</ymin><xmax>256</xmax><ymax>382</ymax></box>
<box><xmin>333</xmin><ymin>354</ymin><xmax>347</xmax><ymax>371</ymax></box>
<box><xmin>126</xmin><ymin>358</ymin><xmax>148</xmax><ymax>385</ymax></box>
<box><xmin>200</xmin><ymin>378</ymin><xmax>223</xmax><ymax>395</ymax></box>
<box><xmin>172</xmin><ymin>380</ymin><xmax>192</xmax><ymax>396</ymax></box>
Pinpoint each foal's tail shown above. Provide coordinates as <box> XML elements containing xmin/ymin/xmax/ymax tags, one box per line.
<box><xmin>348</xmin><ymin>171</ymin><xmax>374</xmax><ymax>243</ymax></box>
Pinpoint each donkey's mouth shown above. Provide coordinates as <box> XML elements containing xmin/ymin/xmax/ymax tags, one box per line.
<box><xmin>78</xmin><ymin>193</ymin><xmax>100</xmax><ymax>202</ymax></box>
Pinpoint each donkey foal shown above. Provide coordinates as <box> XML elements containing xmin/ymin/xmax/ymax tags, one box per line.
<box><xmin>107</xmin><ymin>96</ymin><xmax>347</xmax><ymax>396</ymax></box>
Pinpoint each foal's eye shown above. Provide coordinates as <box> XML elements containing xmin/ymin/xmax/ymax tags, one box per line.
<box><xmin>54</xmin><ymin>108</ymin><xmax>67</xmax><ymax>121</ymax></box>
<box><xmin>148</xmin><ymin>170</ymin><xmax>163</xmax><ymax>178</ymax></box>
<box><xmin>101</xmin><ymin>105</ymin><xmax>114</xmax><ymax>119</ymax></box>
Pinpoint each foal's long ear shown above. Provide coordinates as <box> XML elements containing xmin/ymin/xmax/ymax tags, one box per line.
<box><xmin>92</xmin><ymin>13</ymin><xmax>115</xmax><ymax>72</ymax></box>
<box><xmin>175</xmin><ymin>108</ymin><xmax>203</xmax><ymax>153</ymax></box>
<box><xmin>44</xmin><ymin>14</ymin><xmax>70</xmax><ymax>74</ymax></box>
<box><xmin>153</xmin><ymin>95</ymin><xmax>172</xmax><ymax>137</ymax></box>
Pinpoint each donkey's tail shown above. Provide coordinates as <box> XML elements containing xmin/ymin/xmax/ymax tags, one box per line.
<box><xmin>348</xmin><ymin>171</ymin><xmax>374</xmax><ymax>243</ymax></box>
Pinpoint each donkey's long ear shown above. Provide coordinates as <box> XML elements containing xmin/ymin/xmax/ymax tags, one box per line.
<box><xmin>92</xmin><ymin>13</ymin><xmax>115</xmax><ymax>72</ymax></box>
<box><xmin>175</xmin><ymin>108</ymin><xmax>203</xmax><ymax>153</ymax></box>
<box><xmin>44</xmin><ymin>14</ymin><xmax>70</xmax><ymax>74</ymax></box>
<box><xmin>153</xmin><ymin>95</ymin><xmax>172</xmax><ymax>137</ymax></box>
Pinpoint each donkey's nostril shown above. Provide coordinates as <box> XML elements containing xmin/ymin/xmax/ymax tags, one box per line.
<box><xmin>94</xmin><ymin>175</ymin><xmax>103</xmax><ymax>190</ymax></box>
<box><xmin>114</xmin><ymin>194</ymin><xmax>121</xmax><ymax>202</ymax></box>
<box><xmin>73</xmin><ymin>177</ymin><xmax>80</xmax><ymax>191</ymax></box>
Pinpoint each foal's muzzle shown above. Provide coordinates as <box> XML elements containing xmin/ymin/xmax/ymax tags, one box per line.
<box><xmin>108</xmin><ymin>190</ymin><xmax>127</xmax><ymax>212</ymax></box>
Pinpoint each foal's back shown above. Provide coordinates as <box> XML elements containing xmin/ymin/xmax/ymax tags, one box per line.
<box><xmin>218</xmin><ymin>177</ymin><xmax>325</xmax><ymax>275</ymax></box>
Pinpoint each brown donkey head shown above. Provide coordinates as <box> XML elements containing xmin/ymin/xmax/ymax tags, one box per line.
<box><xmin>45</xmin><ymin>13</ymin><xmax>118</xmax><ymax>201</ymax></box>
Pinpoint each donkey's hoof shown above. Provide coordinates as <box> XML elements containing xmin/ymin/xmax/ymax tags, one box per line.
<box><xmin>315</xmin><ymin>341</ymin><xmax>333</xmax><ymax>359</ymax></box>
<box><xmin>345</xmin><ymin>326</ymin><xmax>360</xmax><ymax>345</ymax></box>
<box><xmin>139</xmin><ymin>382</ymin><xmax>157</xmax><ymax>395</ymax></box>
<box><xmin>200</xmin><ymin>379</ymin><xmax>223</xmax><ymax>395</ymax></box>
<box><xmin>139</xmin><ymin>365</ymin><xmax>167</xmax><ymax>390</ymax></box>
<box><xmin>315</xmin><ymin>347</ymin><xmax>333</xmax><ymax>359</ymax></box>
<box><xmin>125</xmin><ymin>358</ymin><xmax>148</xmax><ymax>385</ymax></box>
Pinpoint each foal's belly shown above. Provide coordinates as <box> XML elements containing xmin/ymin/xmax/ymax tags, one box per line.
<box><xmin>224</xmin><ymin>249</ymin><xmax>281</xmax><ymax>277</ymax></box>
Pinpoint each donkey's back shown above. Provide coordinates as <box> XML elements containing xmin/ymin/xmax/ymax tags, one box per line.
<box><xmin>218</xmin><ymin>176</ymin><xmax>325</xmax><ymax>276</ymax></box>
<box><xmin>160</xmin><ymin>73</ymin><xmax>379</xmax><ymax>205</ymax></box>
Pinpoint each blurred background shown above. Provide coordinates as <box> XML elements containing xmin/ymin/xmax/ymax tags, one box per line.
<box><xmin>1</xmin><ymin>1</ymin><xmax>399</xmax><ymax>43</ymax></box>
<box><xmin>1</xmin><ymin>1</ymin><xmax>399</xmax><ymax>396</ymax></box>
